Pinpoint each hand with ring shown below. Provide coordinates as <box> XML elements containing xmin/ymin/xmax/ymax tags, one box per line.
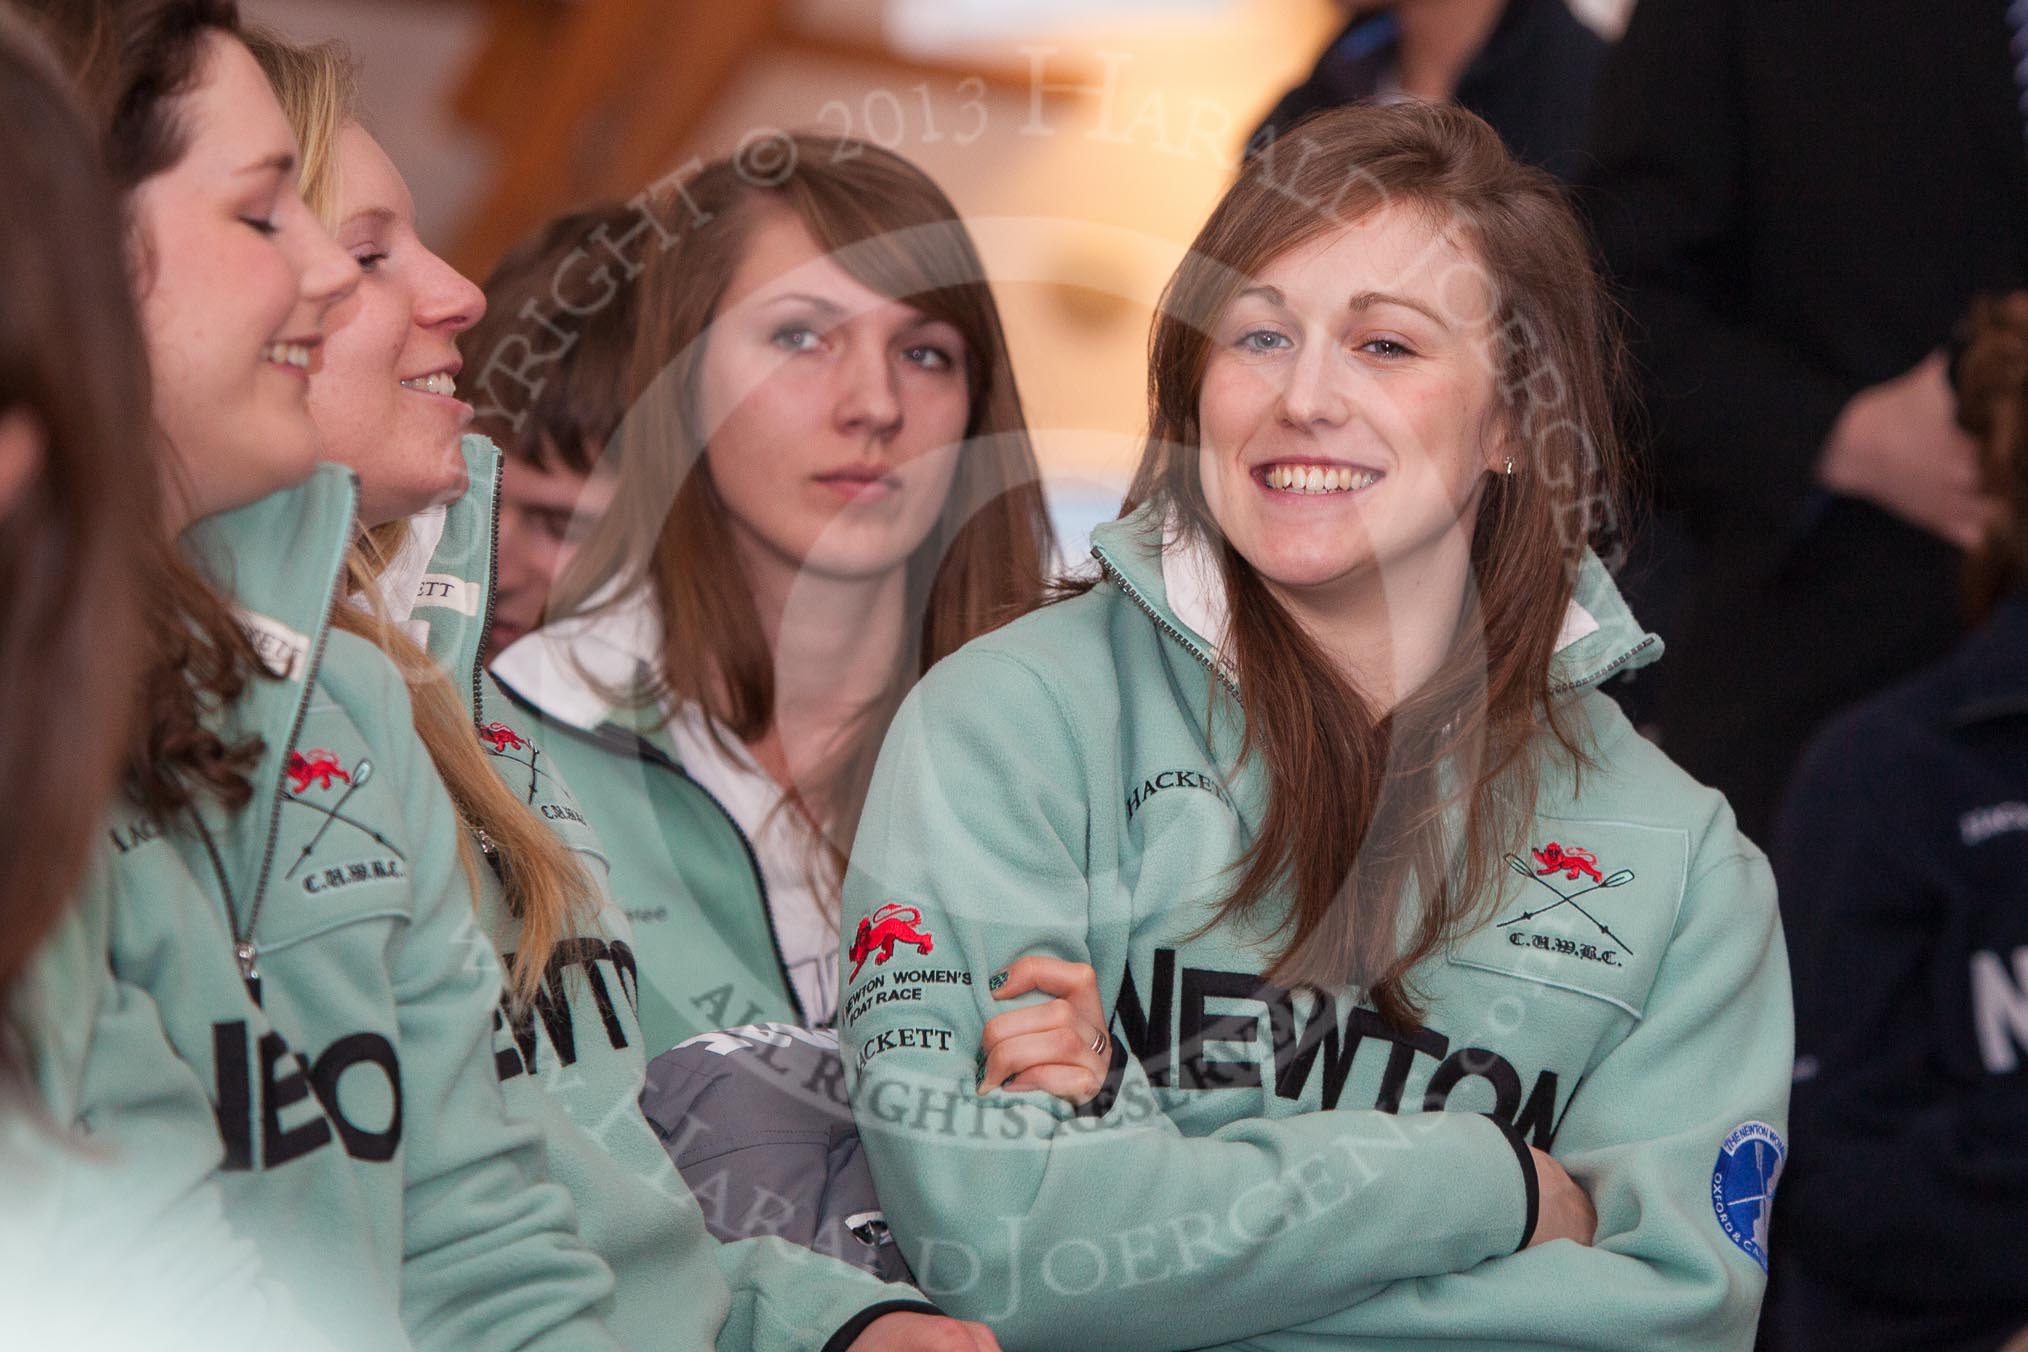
<box><xmin>977</xmin><ymin>955</ymin><xmax>1113</xmax><ymax>1105</ymax></box>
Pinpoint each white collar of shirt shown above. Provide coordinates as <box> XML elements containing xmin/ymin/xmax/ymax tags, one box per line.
<box><xmin>343</xmin><ymin>506</ymin><xmax>447</xmax><ymax>646</ymax></box>
<box><xmin>489</xmin><ymin>580</ymin><xmax>664</xmax><ymax>731</ymax></box>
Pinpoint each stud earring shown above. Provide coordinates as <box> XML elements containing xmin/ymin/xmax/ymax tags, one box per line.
<box><xmin>1502</xmin><ymin>456</ymin><xmax>1516</xmax><ymax>476</ymax></box>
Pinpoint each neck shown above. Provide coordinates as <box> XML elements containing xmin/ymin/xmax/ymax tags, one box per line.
<box><xmin>734</xmin><ymin>528</ymin><xmax>910</xmax><ymax>795</ymax></box>
<box><xmin>1265</xmin><ymin>526</ymin><xmax>1476</xmax><ymax>715</ymax></box>
<box><xmin>1390</xmin><ymin>0</ymin><xmax>1507</xmax><ymax>100</ymax></box>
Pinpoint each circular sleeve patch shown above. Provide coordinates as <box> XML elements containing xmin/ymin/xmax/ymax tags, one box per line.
<box><xmin>1710</xmin><ymin>1120</ymin><xmax>1786</xmax><ymax>1272</ymax></box>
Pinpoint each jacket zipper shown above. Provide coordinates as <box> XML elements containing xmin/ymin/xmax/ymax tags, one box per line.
<box><xmin>1093</xmin><ymin>549</ymin><xmax>1242</xmax><ymax>703</ymax></box>
<box><xmin>470</xmin><ymin>449</ymin><xmax>505</xmax><ymax>727</ymax></box>
<box><xmin>532</xmin><ymin>709</ymin><xmax>807</xmax><ymax>1026</ymax></box>
<box><xmin>238</xmin><ymin>585</ymin><xmax>339</xmax><ymax>990</ymax></box>
<box><xmin>1549</xmin><ymin>634</ymin><xmax>1659</xmax><ymax>697</ymax></box>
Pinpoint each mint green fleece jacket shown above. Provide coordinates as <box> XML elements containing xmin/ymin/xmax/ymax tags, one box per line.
<box><xmin>2</xmin><ymin>868</ymin><xmax>337</xmax><ymax>1349</ymax></box>
<box><xmin>840</xmin><ymin>508</ymin><xmax>1794</xmax><ymax>1351</ymax></box>
<box><xmin>399</xmin><ymin>435</ymin><xmax>933</xmax><ymax>1350</ymax></box>
<box><xmin>96</xmin><ymin>465</ymin><xmax>620</xmax><ymax>1349</ymax></box>
<box><xmin>489</xmin><ymin>587</ymin><xmax>804</xmax><ymax>1056</ymax></box>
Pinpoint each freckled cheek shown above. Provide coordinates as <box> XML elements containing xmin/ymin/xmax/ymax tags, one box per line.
<box><xmin>1198</xmin><ymin>365</ymin><xmax>1275</xmax><ymax>457</ymax></box>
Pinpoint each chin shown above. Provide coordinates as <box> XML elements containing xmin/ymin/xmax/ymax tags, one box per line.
<box><xmin>1236</xmin><ymin>533</ymin><xmax>1370</xmax><ymax>590</ymax></box>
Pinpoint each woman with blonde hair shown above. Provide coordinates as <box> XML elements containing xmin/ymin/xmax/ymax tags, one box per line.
<box><xmin>251</xmin><ymin>30</ymin><xmax>1003</xmax><ymax>1351</ymax></box>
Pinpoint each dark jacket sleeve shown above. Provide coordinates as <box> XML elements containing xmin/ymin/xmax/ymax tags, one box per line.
<box><xmin>1584</xmin><ymin>0</ymin><xmax>1853</xmax><ymax>540</ymax></box>
<box><xmin>1773</xmin><ymin>713</ymin><xmax>2028</xmax><ymax>1305</ymax></box>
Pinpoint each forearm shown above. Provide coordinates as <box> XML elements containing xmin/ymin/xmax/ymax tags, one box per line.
<box><xmin>858</xmin><ymin>1058</ymin><xmax>1531</xmax><ymax>1351</ymax></box>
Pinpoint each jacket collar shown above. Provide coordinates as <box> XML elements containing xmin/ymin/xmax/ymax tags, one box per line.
<box><xmin>1947</xmin><ymin>592</ymin><xmax>2028</xmax><ymax>727</ymax></box>
<box><xmin>1089</xmin><ymin>502</ymin><xmax>1660</xmax><ymax>698</ymax></box>
<box><xmin>374</xmin><ymin>434</ymin><xmax>504</xmax><ymax>721</ymax></box>
<box><xmin>490</xmin><ymin>576</ymin><xmax>665</xmax><ymax>738</ymax></box>
<box><xmin>178</xmin><ymin>463</ymin><xmax>360</xmax><ymax>890</ymax></box>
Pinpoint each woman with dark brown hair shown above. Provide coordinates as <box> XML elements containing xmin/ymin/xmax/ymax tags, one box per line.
<box><xmin>0</xmin><ymin>13</ymin><xmax>150</xmax><ymax>1061</ymax></box>
<box><xmin>840</xmin><ymin>101</ymin><xmax>1792</xmax><ymax>1349</ymax></box>
<box><xmin>1768</xmin><ymin>296</ymin><xmax>2028</xmax><ymax>1352</ymax></box>
<box><xmin>20</xmin><ymin>1</ymin><xmax>626</xmax><ymax>1345</ymax></box>
<box><xmin>491</xmin><ymin>136</ymin><xmax>1058</xmax><ymax>1051</ymax></box>
<box><xmin>0</xmin><ymin>11</ymin><xmax>335</xmax><ymax>1345</ymax></box>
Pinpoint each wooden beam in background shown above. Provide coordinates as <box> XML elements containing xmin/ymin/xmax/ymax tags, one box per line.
<box><xmin>451</xmin><ymin>0</ymin><xmax>786</xmax><ymax>276</ymax></box>
<box><xmin>446</xmin><ymin>1</ymin><xmax>1086</xmax><ymax>280</ymax></box>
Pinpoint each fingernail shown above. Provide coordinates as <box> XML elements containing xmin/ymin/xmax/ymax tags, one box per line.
<box><xmin>988</xmin><ymin>969</ymin><xmax>1008</xmax><ymax>992</ymax></box>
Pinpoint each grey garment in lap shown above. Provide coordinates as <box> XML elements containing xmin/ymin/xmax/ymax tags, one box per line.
<box><xmin>641</xmin><ymin>1023</ymin><xmax>914</xmax><ymax>1284</ymax></box>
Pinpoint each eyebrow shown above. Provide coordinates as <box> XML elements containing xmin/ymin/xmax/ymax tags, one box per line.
<box><xmin>763</xmin><ymin>292</ymin><xmax>847</xmax><ymax>316</ymax></box>
<box><xmin>1346</xmin><ymin>289</ymin><xmax>1451</xmax><ymax>330</ymax></box>
<box><xmin>236</xmin><ymin>151</ymin><xmax>297</xmax><ymax>179</ymax></box>
<box><xmin>341</xmin><ymin>205</ymin><xmax>399</xmax><ymax>232</ymax></box>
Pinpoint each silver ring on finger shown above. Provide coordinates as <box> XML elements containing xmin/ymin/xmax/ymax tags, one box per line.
<box><xmin>1089</xmin><ymin>1025</ymin><xmax>1108</xmax><ymax>1056</ymax></box>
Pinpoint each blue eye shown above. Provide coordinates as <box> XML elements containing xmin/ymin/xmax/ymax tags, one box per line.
<box><xmin>772</xmin><ymin>326</ymin><xmax>822</xmax><ymax>352</ymax></box>
<box><xmin>904</xmin><ymin>344</ymin><xmax>953</xmax><ymax>371</ymax></box>
<box><xmin>1237</xmin><ymin>329</ymin><xmax>1291</xmax><ymax>352</ymax></box>
<box><xmin>1361</xmin><ymin>338</ymin><xmax>1415</xmax><ymax>359</ymax></box>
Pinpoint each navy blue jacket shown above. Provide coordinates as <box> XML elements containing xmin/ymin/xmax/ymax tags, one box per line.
<box><xmin>1772</xmin><ymin>595</ymin><xmax>2028</xmax><ymax>1352</ymax></box>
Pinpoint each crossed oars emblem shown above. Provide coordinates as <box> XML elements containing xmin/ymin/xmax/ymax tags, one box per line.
<box><xmin>1496</xmin><ymin>852</ymin><xmax>1637</xmax><ymax>955</ymax></box>
<box><xmin>282</xmin><ymin>759</ymin><xmax>408</xmax><ymax>878</ymax></box>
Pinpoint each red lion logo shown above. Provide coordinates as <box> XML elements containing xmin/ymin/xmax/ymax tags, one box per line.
<box><xmin>478</xmin><ymin>722</ymin><xmax>527</xmax><ymax>753</ymax></box>
<box><xmin>286</xmin><ymin>749</ymin><xmax>350</xmax><ymax>793</ymax></box>
<box><xmin>849</xmin><ymin>903</ymin><xmax>934</xmax><ymax>981</ymax></box>
<box><xmin>1533</xmin><ymin>841</ymin><xmax>1603</xmax><ymax>884</ymax></box>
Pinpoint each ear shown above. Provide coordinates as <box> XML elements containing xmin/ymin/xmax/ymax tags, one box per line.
<box><xmin>1478</xmin><ymin>407</ymin><xmax>1516</xmax><ymax>478</ymax></box>
<box><xmin>0</xmin><ymin>408</ymin><xmax>47</xmax><ymax>521</ymax></box>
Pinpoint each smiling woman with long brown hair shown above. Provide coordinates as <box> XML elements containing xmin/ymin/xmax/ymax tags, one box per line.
<box><xmin>490</xmin><ymin>136</ymin><xmax>1056</xmax><ymax>1049</ymax></box>
<box><xmin>839</xmin><ymin>100</ymin><xmax>1792</xmax><ymax>1350</ymax></box>
<box><xmin>19</xmin><ymin>1</ymin><xmax>627</xmax><ymax>1344</ymax></box>
<box><xmin>1</xmin><ymin>9</ymin><xmax>342</xmax><ymax>1344</ymax></box>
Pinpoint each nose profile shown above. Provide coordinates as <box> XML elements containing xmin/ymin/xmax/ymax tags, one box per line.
<box><xmin>422</xmin><ymin>248</ymin><xmax>486</xmax><ymax>338</ymax></box>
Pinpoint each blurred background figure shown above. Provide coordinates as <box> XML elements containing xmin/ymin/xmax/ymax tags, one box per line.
<box><xmin>1769</xmin><ymin>292</ymin><xmax>2028</xmax><ymax>1352</ymax></box>
<box><xmin>1585</xmin><ymin>0</ymin><xmax>2028</xmax><ymax>847</ymax></box>
<box><xmin>464</xmin><ymin>203</ymin><xmax>638</xmax><ymax>663</ymax></box>
<box><xmin>1252</xmin><ymin>0</ymin><xmax>1609</xmax><ymax>181</ymax></box>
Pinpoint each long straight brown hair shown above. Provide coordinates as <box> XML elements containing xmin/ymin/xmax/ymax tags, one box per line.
<box><xmin>552</xmin><ymin>136</ymin><xmax>1056</xmax><ymax>911</ymax></box>
<box><xmin>1123</xmin><ymin>102</ymin><xmax>1630</xmax><ymax>1029</ymax></box>
<box><xmin>0</xmin><ymin>11</ymin><xmax>153</xmax><ymax>1066</ymax></box>
<box><xmin>22</xmin><ymin>0</ymin><xmax>269</xmax><ymax>820</ymax></box>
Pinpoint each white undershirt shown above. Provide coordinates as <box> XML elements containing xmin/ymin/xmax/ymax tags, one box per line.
<box><xmin>663</xmin><ymin>704</ymin><xmax>841</xmax><ymax>1025</ymax></box>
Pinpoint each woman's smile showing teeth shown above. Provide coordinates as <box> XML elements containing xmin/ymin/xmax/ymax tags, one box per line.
<box><xmin>400</xmin><ymin>369</ymin><xmax>458</xmax><ymax>398</ymax></box>
<box><xmin>1257</xmin><ymin>462</ymin><xmax>1383</xmax><ymax>495</ymax></box>
<box><xmin>260</xmin><ymin>340</ymin><xmax>314</xmax><ymax>372</ymax></box>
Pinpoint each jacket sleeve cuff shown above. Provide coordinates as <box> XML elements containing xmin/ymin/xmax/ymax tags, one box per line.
<box><xmin>1492</xmin><ymin>1118</ymin><xmax>1540</xmax><ymax>1253</ymax></box>
<box><xmin>821</xmin><ymin>1299</ymin><xmax>945</xmax><ymax>1352</ymax></box>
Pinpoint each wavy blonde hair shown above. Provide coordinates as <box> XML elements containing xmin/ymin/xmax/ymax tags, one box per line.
<box><xmin>248</xmin><ymin>29</ymin><xmax>590</xmax><ymax>1006</ymax></box>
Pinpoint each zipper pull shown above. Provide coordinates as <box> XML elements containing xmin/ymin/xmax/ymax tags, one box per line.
<box><xmin>235</xmin><ymin>939</ymin><xmax>263</xmax><ymax>1007</ymax></box>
